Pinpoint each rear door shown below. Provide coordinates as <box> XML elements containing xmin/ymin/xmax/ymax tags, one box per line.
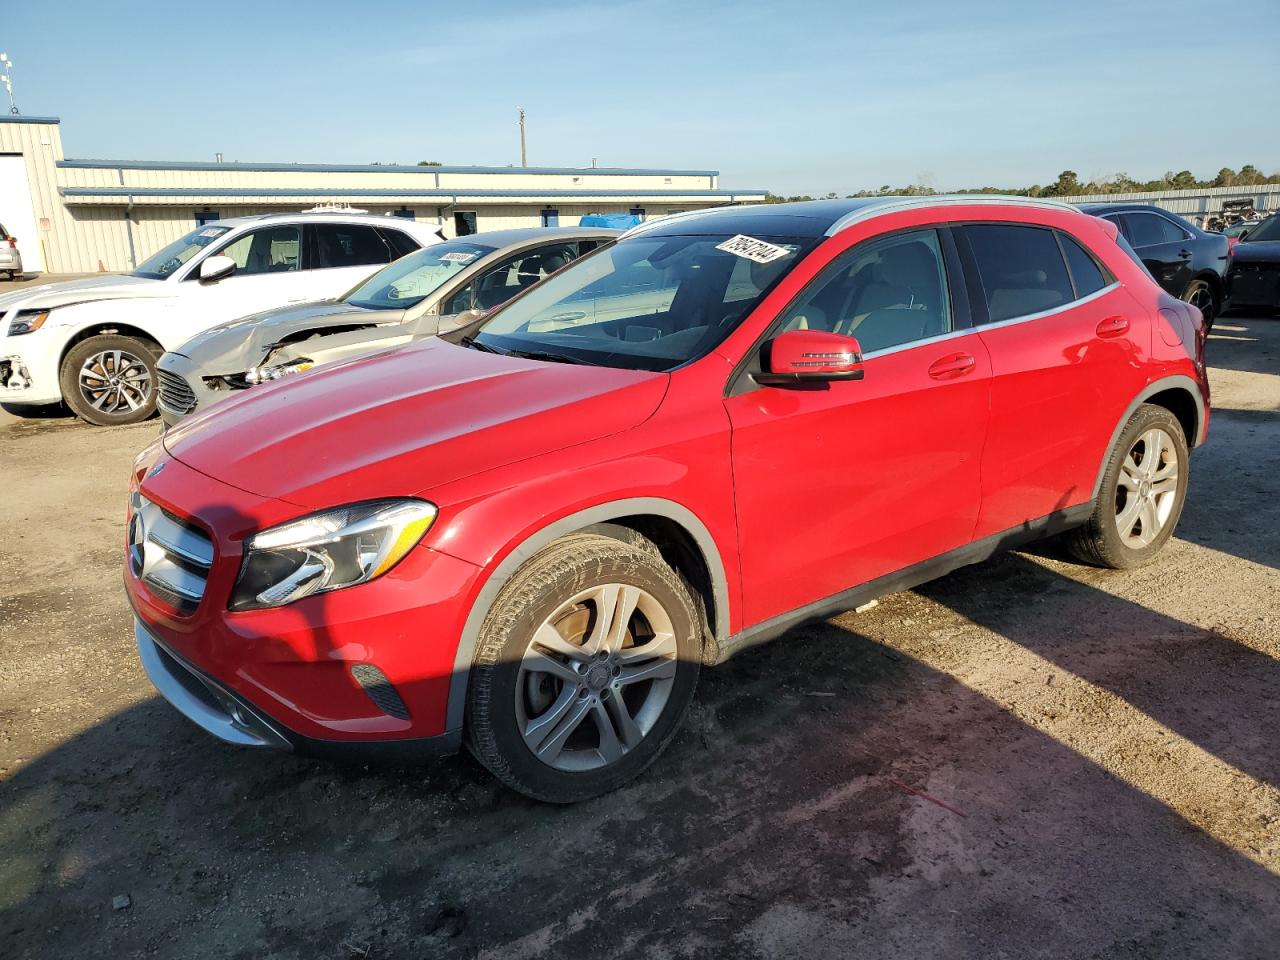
<box><xmin>308</xmin><ymin>222</ymin><xmax>400</xmax><ymax>296</ymax></box>
<box><xmin>959</xmin><ymin>222</ymin><xmax>1149</xmax><ymax>538</ymax></box>
<box><xmin>1118</xmin><ymin>211</ymin><xmax>1194</xmax><ymax>296</ymax></box>
<box><xmin>725</xmin><ymin>228</ymin><xmax>992</xmax><ymax>627</ymax></box>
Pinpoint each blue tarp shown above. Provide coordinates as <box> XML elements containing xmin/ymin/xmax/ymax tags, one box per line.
<box><xmin>578</xmin><ymin>213</ymin><xmax>644</xmax><ymax>229</ymax></box>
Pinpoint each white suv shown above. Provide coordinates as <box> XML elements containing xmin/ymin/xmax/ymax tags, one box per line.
<box><xmin>0</xmin><ymin>213</ymin><xmax>442</xmax><ymax>425</ymax></box>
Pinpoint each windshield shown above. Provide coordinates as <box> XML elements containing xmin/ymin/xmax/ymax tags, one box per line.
<box><xmin>345</xmin><ymin>240</ymin><xmax>496</xmax><ymax>310</ymax></box>
<box><xmin>470</xmin><ymin>232</ymin><xmax>812</xmax><ymax>371</ymax></box>
<box><xmin>132</xmin><ymin>225</ymin><xmax>232</xmax><ymax>279</ymax></box>
<box><xmin>1243</xmin><ymin>216</ymin><xmax>1280</xmax><ymax>243</ymax></box>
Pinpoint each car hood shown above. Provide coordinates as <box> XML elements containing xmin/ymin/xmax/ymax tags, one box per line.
<box><xmin>1231</xmin><ymin>240</ymin><xmax>1280</xmax><ymax>264</ymax></box>
<box><xmin>162</xmin><ymin>338</ymin><xmax>668</xmax><ymax>508</ymax></box>
<box><xmin>172</xmin><ymin>300</ymin><xmax>407</xmax><ymax>374</ymax></box>
<box><xmin>0</xmin><ymin>274</ymin><xmax>161</xmax><ymax>315</ymax></box>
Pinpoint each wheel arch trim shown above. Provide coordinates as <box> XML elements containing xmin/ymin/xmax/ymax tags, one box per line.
<box><xmin>1091</xmin><ymin>374</ymin><xmax>1206</xmax><ymax>500</ymax></box>
<box><xmin>444</xmin><ymin>497</ymin><xmax>730</xmax><ymax>734</ymax></box>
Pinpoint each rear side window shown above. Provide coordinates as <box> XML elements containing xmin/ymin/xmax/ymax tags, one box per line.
<box><xmin>963</xmin><ymin>225</ymin><xmax>1073</xmax><ymax>323</ymax></box>
<box><xmin>312</xmin><ymin>224</ymin><xmax>394</xmax><ymax>269</ymax></box>
<box><xmin>377</xmin><ymin>227</ymin><xmax>421</xmax><ymax>260</ymax></box>
<box><xmin>1057</xmin><ymin>233</ymin><xmax>1108</xmax><ymax>298</ymax></box>
<box><xmin>1124</xmin><ymin>212</ymin><xmax>1186</xmax><ymax>248</ymax></box>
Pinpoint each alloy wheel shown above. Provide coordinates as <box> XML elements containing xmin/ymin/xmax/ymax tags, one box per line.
<box><xmin>516</xmin><ymin>582</ymin><xmax>678</xmax><ymax>772</ymax></box>
<box><xmin>78</xmin><ymin>349</ymin><xmax>152</xmax><ymax>415</ymax></box>
<box><xmin>1114</xmin><ymin>427</ymin><xmax>1179</xmax><ymax>549</ymax></box>
<box><xmin>1187</xmin><ymin>281</ymin><xmax>1215</xmax><ymax>325</ymax></box>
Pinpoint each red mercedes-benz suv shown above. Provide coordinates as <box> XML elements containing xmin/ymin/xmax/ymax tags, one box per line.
<box><xmin>125</xmin><ymin>197</ymin><xmax>1209</xmax><ymax>802</ymax></box>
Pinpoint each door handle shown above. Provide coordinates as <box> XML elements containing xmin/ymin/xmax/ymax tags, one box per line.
<box><xmin>1096</xmin><ymin>315</ymin><xmax>1130</xmax><ymax>337</ymax></box>
<box><xmin>927</xmin><ymin>352</ymin><xmax>976</xmax><ymax>380</ymax></box>
<box><xmin>1179</xmin><ymin>249</ymin><xmax>1192</xmax><ymax>259</ymax></box>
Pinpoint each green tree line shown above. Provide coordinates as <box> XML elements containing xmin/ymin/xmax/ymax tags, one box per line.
<box><xmin>766</xmin><ymin>165</ymin><xmax>1280</xmax><ymax>204</ymax></box>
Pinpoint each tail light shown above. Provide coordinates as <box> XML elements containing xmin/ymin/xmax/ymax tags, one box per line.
<box><xmin>1227</xmin><ymin>236</ymin><xmax>1239</xmax><ymax>256</ymax></box>
<box><xmin>5</xmin><ymin>238</ymin><xmax>14</xmax><ymax>249</ymax></box>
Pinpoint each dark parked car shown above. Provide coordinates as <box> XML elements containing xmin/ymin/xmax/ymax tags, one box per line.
<box><xmin>1081</xmin><ymin>203</ymin><xmax>1229</xmax><ymax>328</ymax></box>
<box><xmin>1225</xmin><ymin>215</ymin><xmax>1280</xmax><ymax>313</ymax></box>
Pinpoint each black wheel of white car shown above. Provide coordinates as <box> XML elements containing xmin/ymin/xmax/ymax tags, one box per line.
<box><xmin>59</xmin><ymin>335</ymin><xmax>159</xmax><ymax>426</ymax></box>
<box><xmin>466</xmin><ymin>533</ymin><xmax>701</xmax><ymax>803</ymax></box>
<box><xmin>1066</xmin><ymin>404</ymin><xmax>1189</xmax><ymax>569</ymax></box>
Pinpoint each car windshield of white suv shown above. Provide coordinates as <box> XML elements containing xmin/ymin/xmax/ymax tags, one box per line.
<box><xmin>345</xmin><ymin>240</ymin><xmax>496</xmax><ymax>310</ymax></box>
<box><xmin>132</xmin><ymin>226</ymin><xmax>232</xmax><ymax>279</ymax></box>
<box><xmin>468</xmin><ymin>233</ymin><xmax>813</xmax><ymax>371</ymax></box>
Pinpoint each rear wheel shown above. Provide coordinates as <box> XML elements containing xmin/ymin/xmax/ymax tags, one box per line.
<box><xmin>59</xmin><ymin>334</ymin><xmax>159</xmax><ymax>426</ymax></box>
<box><xmin>1066</xmin><ymin>404</ymin><xmax>1189</xmax><ymax>569</ymax></box>
<box><xmin>466</xmin><ymin>534</ymin><xmax>701</xmax><ymax>803</ymax></box>
<box><xmin>1183</xmin><ymin>277</ymin><xmax>1218</xmax><ymax>330</ymax></box>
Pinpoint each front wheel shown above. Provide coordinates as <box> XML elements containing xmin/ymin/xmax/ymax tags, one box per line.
<box><xmin>466</xmin><ymin>534</ymin><xmax>701</xmax><ymax>803</ymax></box>
<box><xmin>1183</xmin><ymin>277</ymin><xmax>1218</xmax><ymax>331</ymax></box>
<box><xmin>59</xmin><ymin>334</ymin><xmax>159</xmax><ymax>426</ymax></box>
<box><xmin>1066</xmin><ymin>404</ymin><xmax>1189</xmax><ymax>569</ymax></box>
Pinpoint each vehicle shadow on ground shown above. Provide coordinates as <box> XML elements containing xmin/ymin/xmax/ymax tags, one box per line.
<box><xmin>3</xmin><ymin>597</ymin><xmax>1279</xmax><ymax>959</ymax></box>
<box><xmin>1206</xmin><ymin>314</ymin><xmax>1279</xmax><ymax>376</ymax></box>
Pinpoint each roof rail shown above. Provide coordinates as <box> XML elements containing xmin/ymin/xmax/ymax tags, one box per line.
<box><xmin>824</xmin><ymin>194</ymin><xmax>1077</xmax><ymax>236</ymax></box>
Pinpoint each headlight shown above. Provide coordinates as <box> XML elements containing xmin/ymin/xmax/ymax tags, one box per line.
<box><xmin>231</xmin><ymin>499</ymin><xmax>437</xmax><ymax>610</ymax></box>
<box><xmin>7</xmin><ymin>310</ymin><xmax>49</xmax><ymax>336</ymax></box>
<box><xmin>244</xmin><ymin>358</ymin><xmax>313</xmax><ymax>384</ymax></box>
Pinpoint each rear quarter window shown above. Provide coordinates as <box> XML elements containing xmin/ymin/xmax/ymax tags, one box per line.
<box><xmin>1057</xmin><ymin>233</ymin><xmax>1109</xmax><ymax>298</ymax></box>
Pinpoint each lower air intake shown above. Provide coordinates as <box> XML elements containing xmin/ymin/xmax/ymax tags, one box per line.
<box><xmin>350</xmin><ymin>664</ymin><xmax>410</xmax><ymax>720</ymax></box>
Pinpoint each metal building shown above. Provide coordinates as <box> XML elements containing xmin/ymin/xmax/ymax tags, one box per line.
<box><xmin>0</xmin><ymin>116</ymin><xmax>768</xmax><ymax>274</ymax></box>
<box><xmin>1062</xmin><ymin>183</ymin><xmax>1280</xmax><ymax>225</ymax></box>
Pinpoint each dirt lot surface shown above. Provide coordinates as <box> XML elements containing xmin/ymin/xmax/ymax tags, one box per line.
<box><xmin>2</xmin><ymin>316</ymin><xmax>1278</xmax><ymax>959</ymax></box>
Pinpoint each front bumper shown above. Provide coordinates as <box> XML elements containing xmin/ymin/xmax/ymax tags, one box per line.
<box><xmin>127</xmin><ymin>452</ymin><xmax>482</xmax><ymax>754</ymax></box>
<box><xmin>0</xmin><ymin>328</ymin><xmax>62</xmax><ymax>406</ymax></box>
<box><xmin>136</xmin><ymin>619</ymin><xmax>463</xmax><ymax>759</ymax></box>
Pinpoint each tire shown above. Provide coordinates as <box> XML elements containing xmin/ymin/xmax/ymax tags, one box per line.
<box><xmin>1066</xmin><ymin>404</ymin><xmax>1190</xmax><ymax>569</ymax></box>
<box><xmin>1182</xmin><ymin>277</ymin><xmax>1218</xmax><ymax>331</ymax></box>
<box><xmin>59</xmin><ymin>334</ymin><xmax>160</xmax><ymax>426</ymax></box>
<box><xmin>466</xmin><ymin>533</ymin><xmax>702</xmax><ymax>803</ymax></box>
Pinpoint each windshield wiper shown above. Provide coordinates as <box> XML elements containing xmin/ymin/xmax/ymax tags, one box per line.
<box><xmin>459</xmin><ymin>336</ymin><xmax>509</xmax><ymax>355</ymax></box>
<box><xmin>509</xmin><ymin>348</ymin><xmax>600</xmax><ymax>367</ymax></box>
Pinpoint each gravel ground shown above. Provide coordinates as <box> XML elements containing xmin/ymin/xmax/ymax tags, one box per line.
<box><xmin>1</xmin><ymin>315</ymin><xmax>1278</xmax><ymax>959</ymax></box>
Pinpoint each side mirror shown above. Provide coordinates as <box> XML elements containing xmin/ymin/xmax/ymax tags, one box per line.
<box><xmin>198</xmin><ymin>255</ymin><xmax>237</xmax><ymax>284</ymax></box>
<box><xmin>753</xmin><ymin>329</ymin><xmax>864</xmax><ymax>387</ymax></box>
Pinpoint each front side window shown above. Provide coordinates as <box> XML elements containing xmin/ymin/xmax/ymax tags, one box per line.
<box><xmin>963</xmin><ymin>224</ymin><xmax>1074</xmax><ymax>323</ymax></box>
<box><xmin>343</xmin><ymin>239</ymin><xmax>496</xmax><ymax>310</ymax></box>
<box><xmin>313</xmin><ymin>224</ymin><xmax>394</xmax><ymax>269</ymax></box>
<box><xmin>216</xmin><ymin>226</ymin><xmax>301</xmax><ymax>276</ymax></box>
<box><xmin>377</xmin><ymin>227</ymin><xmax>421</xmax><ymax>260</ymax></box>
<box><xmin>471</xmin><ymin>232</ymin><xmax>812</xmax><ymax>371</ymax></box>
<box><xmin>133</xmin><ymin>225</ymin><xmax>231</xmax><ymax>279</ymax></box>
<box><xmin>776</xmin><ymin>229</ymin><xmax>951</xmax><ymax>354</ymax></box>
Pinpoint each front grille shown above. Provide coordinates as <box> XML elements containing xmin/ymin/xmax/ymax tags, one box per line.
<box><xmin>128</xmin><ymin>494</ymin><xmax>214</xmax><ymax>613</ymax></box>
<box><xmin>157</xmin><ymin>369</ymin><xmax>198</xmax><ymax>415</ymax></box>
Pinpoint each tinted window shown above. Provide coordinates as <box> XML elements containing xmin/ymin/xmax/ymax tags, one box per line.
<box><xmin>964</xmin><ymin>225</ymin><xmax>1073</xmax><ymax>323</ymax></box>
<box><xmin>1244</xmin><ymin>216</ymin><xmax>1280</xmax><ymax>242</ymax></box>
<box><xmin>776</xmin><ymin>229</ymin><xmax>951</xmax><ymax>353</ymax></box>
<box><xmin>1058</xmin><ymin>232</ymin><xmax>1107</xmax><ymax>297</ymax></box>
<box><xmin>377</xmin><ymin>227</ymin><xmax>420</xmax><ymax>260</ymax></box>
<box><xmin>1124</xmin><ymin>212</ymin><xmax>1185</xmax><ymax>248</ymax></box>
<box><xmin>313</xmin><ymin>224</ymin><xmax>393</xmax><ymax>269</ymax></box>
<box><xmin>216</xmin><ymin>226</ymin><xmax>301</xmax><ymax>276</ymax></box>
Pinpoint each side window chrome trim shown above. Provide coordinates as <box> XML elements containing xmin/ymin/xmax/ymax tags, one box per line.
<box><xmin>859</xmin><ymin>281</ymin><xmax>1122</xmax><ymax>361</ymax></box>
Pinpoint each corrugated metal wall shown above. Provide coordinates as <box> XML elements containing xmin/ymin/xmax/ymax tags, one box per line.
<box><xmin>1063</xmin><ymin>184</ymin><xmax>1280</xmax><ymax>222</ymax></box>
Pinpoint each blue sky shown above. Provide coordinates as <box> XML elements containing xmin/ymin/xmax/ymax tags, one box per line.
<box><xmin>4</xmin><ymin>0</ymin><xmax>1277</xmax><ymax>195</ymax></box>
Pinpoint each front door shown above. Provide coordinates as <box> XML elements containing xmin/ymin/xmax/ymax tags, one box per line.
<box><xmin>725</xmin><ymin>228</ymin><xmax>991</xmax><ymax>629</ymax></box>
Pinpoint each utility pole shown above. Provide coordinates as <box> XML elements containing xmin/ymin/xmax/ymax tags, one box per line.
<box><xmin>0</xmin><ymin>54</ymin><xmax>19</xmax><ymax>115</ymax></box>
<box><xmin>517</xmin><ymin>107</ymin><xmax>527</xmax><ymax>167</ymax></box>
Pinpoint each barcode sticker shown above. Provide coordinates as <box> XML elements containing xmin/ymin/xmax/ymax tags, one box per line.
<box><xmin>440</xmin><ymin>251</ymin><xmax>478</xmax><ymax>264</ymax></box>
<box><xmin>715</xmin><ymin>234</ymin><xmax>791</xmax><ymax>264</ymax></box>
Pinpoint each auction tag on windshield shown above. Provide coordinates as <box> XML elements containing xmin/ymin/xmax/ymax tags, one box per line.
<box><xmin>198</xmin><ymin>227</ymin><xmax>229</xmax><ymax>238</ymax></box>
<box><xmin>715</xmin><ymin>234</ymin><xmax>791</xmax><ymax>264</ymax></box>
<box><xmin>440</xmin><ymin>251</ymin><xmax>479</xmax><ymax>264</ymax></box>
